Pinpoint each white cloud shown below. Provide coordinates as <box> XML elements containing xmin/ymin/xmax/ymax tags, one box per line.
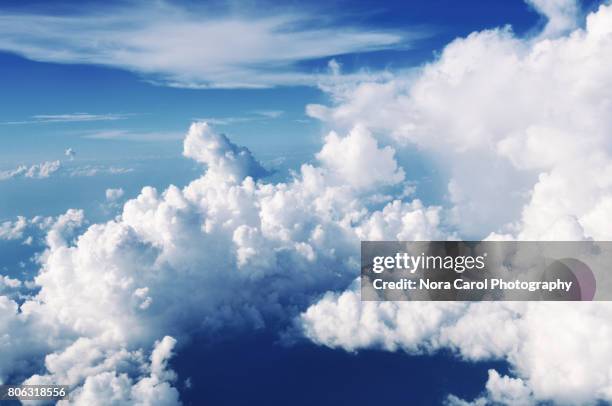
<box><xmin>315</xmin><ymin>125</ymin><xmax>405</xmax><ymax>191</ymax></box>
<box><xmin>307</xmin><ymin>2</ymin><xmax>612</xmax><ymax>239</ymax></box>
<box><xmin>300</xmin><ymin>283</ymin><xmax>612</xmax><ymax>405</ymax></box>
<box><xmin>0</xmin><ymin>122</ymin><xmax>442</xmax><ymax>403</ymax></box>
<box><xmin>193</xmin><ymin>110</ymin><xmax>284</xmax><ymax>127</ymax></box>
<box><xmin>25</xmin><ymin>336</ymin><xmax>181</xmax><ymax>406</ymax></box>
<box><xmin>0</xmin><ymin>160</ymin><xmax>133</xmax><ymax>181</ymax></box>
<box><xmin>183</xmin><ymin>122</ymin><xmax>269</xmax><ymax>181</ymax></box>
<box><xmin>83</xmin><ymin>130</ymin><xmax>183</xmax><ymax>141</ymax></box>
<box><xmin>526</xmin><ymin>0</ymin><xmax>579</xmax><ymax>38</ymax></box>
<box><xmin>252</xmin><ymin>110</ymin><xmax>284</xmax><ymax>119</ymax></box>
<box><xmin>298</xmin><ymin>3</ymin><xmax>612</xmax><ymax>405</ymax></box>
<box><xmin>2</xmin><ymin>2</ymin><xmax>612</xmax><ymax>404</ymax></box>
<box><xmin>446</xmin><ymin>370</ymin><xmax>534</xmax><ymax>405</ymax></box>
<box><xmin>0</xmin><ymin>2</ymin><xmax>425</xmax><ymax>88</ymax></box>
<box><xmin>0</xmin><ymin>210</ymin><xmax>83</xmax><ymax>252</ymax></box>
<box><xmin>1</xmin><ymin>113</ymin><xmax>132</xmax><ymax>125</ymax></box>
<box><xmin>0</xmin><ymin>160</ymin><xmax>61</xmax><ymax>181</ymax></box>
<box><xmin>106</xmin><ymin>188</ymin><xmax>125</xmax><ymax>202</ymax></box>
<box><xmin>65</xmin><ymin>148</ymin><xmax>76</xmax><ymax>161</ymax></box>
<box><xmin>0</xmin><ymin>275</ymin><xmax>22</xmax><ymax>299</ymax></box>
<box><xmin>0</xmin><ymin>216</ymin><xmax>29</xmax><ymax>241</ymax></box>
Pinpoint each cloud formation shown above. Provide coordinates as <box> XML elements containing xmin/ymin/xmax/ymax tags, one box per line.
<box><xmin>299</xmin><ymin>3</ymin><xmax>612</xmax><ymax>405</ymax></box>
<box><xmin>106</xmin><ymin>188</ymin><xmax>125</xmax><ymax>202</ymax></box>
<box><xmin>1</xmin><ymin>113</ymin><xmax>132</xmax><ymax>125</ymax></box>
<box><xmin>0</xmin><ymin>160</ymin><xmax>133</xmax><ymax>181</ymax></box>
<box><xmin>0</xmin><ymin>2</ymin><xmax>423</xmax><ymax>88</ymax></box>
<box><xmin>526</xmin><ymin>0</ymin><xmax>579</xmax><ymax>38</ymax></box>
<box><xmin>0</xmin><ymin>122</ymin><xmax>440</xmax><ymax>403</ymax></box>
<box><xmin>0</xmin><ymin>160</ymin><xmax>61</xmax><ymax>181</ymax></box>
<box><xmin>301</xmin><ymin>284</ymin><xmax>612</xmax><ymax>405</ymax></box>
<box><xmin>2</xmin><ymin>2</ymin><xmax>612</xmax><ymax>404</ymax></box>
<box><xmin>307</xmin><ymin>2</ymin><xmax>612</xmax><ymax>240</ymax></box>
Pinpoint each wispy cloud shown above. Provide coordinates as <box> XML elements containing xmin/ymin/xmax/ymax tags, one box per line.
<box><xmin>195</xmin><ymin>110</ymin><xmax>285</xmax><ymax>126</ymax></box>
<box><xmin>252</xmin><ymin>110</ymin><xmax>284</xmax><ymax>119</ymax></box>
<box><xmin>82</xmin><ymin>129</ymin><xmax>183</xmax><ymax>141</ymax></box>
<box><xmin>67</xmin><ymin>165</ymin><xmax>133</xmax><ymax>177</ymax></box>
<box><xmin>0</xmin><ymin>160</ymin><xmax>133</xmax><ymax>181</ymax></box>
<box><xmin>2</xmin><ymin>112</ymin><xmax>132</xmax><ymax>125</ymax></box>
<box><xmin>0</xmin><ymin>2</ymin><xmax>427</xmax><ymax>88</ymax></box>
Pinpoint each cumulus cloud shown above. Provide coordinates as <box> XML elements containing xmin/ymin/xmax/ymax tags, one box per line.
<box><xmin>526</xmin><ymin>0</ymin><xmax>579</xmax><ymax>38</ymax></box>
<box><xmin>315</xmin><ymin>125</ymin><xmax>405</xmax><ymax>190</ymax></box>
<box><xmin>0</xmin><ymin>212</ymin><xmax>75</xmax><ymax>245</ymax></box>
<box><xmin>0</xmin><ymin>216</ymin><xmax>29</xmax><ymax>241</ymax></box>
<box><xmin>307</xmin><ymin>2</ymin><xmax>612</xmax><ymax>240</ymax></box>
<box><xmin>300</xmin><ymin>283</ymin><xmax>612</xmax><ymax>405</ymax></box>
<box><xmin>0</xmin><ymin>121</ymin><xmax>442</xmax><ymax>403</ymax></box>
<box><xmin>25</xmin><ymin>336</ymin><xmax>180</xmax><ymax>406</ymax></box>
<box><xmin>2</xmin><ymin>3</ymin><xmax>612</xmax><ymax>404</ymax></box>
<box><xmin>0</xmin><ymin>160</ymin><xmax>61</xmax><ymax>181</ymax></box>
<box><xmin>446</xmin><ymin>370</ymin><xmax>534</xmax><ymax>406</ymax></box>
<box><xmin>298</xmin><ymin>3</ymin><xmax>612</xmax><ymax>405</ymax></box>
<box><xmin>0</xmin><ymin>275</ymin><xmax>22</xmax><ymax>299</ymax></box>
<box><xmin>183</xmin><ymin>122</ymin><xmax>269</xmax><ymax>181</ymax></box>
<box><xmin>0</xmin><ymin>2</ymin><xmax>426</xmax><ymax>88</ymax></box>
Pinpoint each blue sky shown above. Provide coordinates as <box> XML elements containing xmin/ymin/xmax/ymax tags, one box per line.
<box><xmin>1</xmin><ymin>1</ymin><xmax>610</xmax><ymax>405</ymax></box>
<box><xmin>0</xmin><ymin>0</ymin><xmax>551</xmax><ymax>221</ymax></box>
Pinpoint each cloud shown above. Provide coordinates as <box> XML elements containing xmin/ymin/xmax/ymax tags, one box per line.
<box><xmin>300</xmin><ymin>283</ymin><xmax>612</xmax><ymax>405</ymax></box>
<box><xmin>307</xmin><ymin>2</ymin><xmax>612</xmax><ymax>239</ymax></box>
<box><xmin>446</xmin><ymin>370</ymin><xmax>534</xmax><ymax>406</ymax></box>
<box><xmin>1</xmin><ymin>113</ymin><xmax>132</xmax><ymax>125</ymax></box>
<box><xmin>106</xmin><ymin>188</ymin><xmax>125</xmax><ymax>202</ymax></box>
<box><xmin>65</xmin><ymin>148</ymin><xmax>76</xmax><ymax>161</ymax></box>
<box><xmin>0</xmin><ymin>216</ymin><xmax>29</xmax><ymax>241</ymax></box>
<box><xmin>298</xmin><ymin>3</ymin><xmax>612</xmax><ymax>405</ymax></box>
<box><xmin>0</xmin><ymin>160</ymin><xmax>133</xmax><ymax>181</ymax></box>
<box><xmin>67</xmin><ymin>165</ymin><xmax>134</xmax><ymax>177</ymax></box>
<box><xmin>25</xmin><ymin>336</ymin><xmax>181</xmax><ymax>406</ymax></box>
<box><xmin>2</xmin><ymin>3</ymin><xmax>611</xmax><ymax>404</ymax></box>
<box><xmin>194</xmin><ymin>110</ymin><xmax>284</xmax><ymax>126</ymax></box>
<box><xmin>183</xmin><ymin>122</ymin><xmax>270</xmax><ymax>181</ymax></box>
<box><xmin>83</xmin><ymin>130</ymin><xmax>183</xmax><ymax>141</ymax></box>
<box><xmin>1</xmin><ymin>211</ymin><xmax>86</xmax><ymax>255</ymax></box>
<box><xmin>316</xmin><ymin>125</ymin><xmax>405</xmax><ymax>191</ymax></box>
<box><xmin>252</xmin><ymin>110</ymin><xmax>284</xmax><ymax>119</ymax></box>
<box><xmin>0</xmin><ymin>2</ymin><xmax>426</xmax><ymax>88</ymax></box>
<box><xmin>0</xmin><ymin>160</ymin><xmax>61</xmax><ymax>181</ymax></box>
<box><xmin>0</xmin><ymin>275</ymin><xmax>23</xmax><ymax>302</ymax></box>
<box><xmin>104</xmin><ymin>188</ymin><xmax>126</xmax><ymax>212</ymax></box>
<box><xmin>0</xmin><ymin>122</ymin><xmax>442</xmax><ymax>403</ymax></box>
<box><xmin>526</xmin><ymin>0</ymin><xmax>579</xmax><ymax>38</ymax></box>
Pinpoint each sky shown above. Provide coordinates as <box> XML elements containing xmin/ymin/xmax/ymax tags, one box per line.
<box><xmin>0</xmin><ymin>0</ymin><xmax>554</xmax><ymax>222</ymax></box>
<box><xmin>1</xmin><ymin>0</ymin><xmax>612</xmax><ymax>405</ymax></box>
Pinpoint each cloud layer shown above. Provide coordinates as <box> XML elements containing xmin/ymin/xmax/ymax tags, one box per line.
<box><xmin>2</xmin><ymin>1</ymin><xmax>612</xmax><ymax>404</ymax></box>
<box><xmin>0</xmin><ymin>2</ymin><xmax>422</xmax><ymax>88</ymax></box>
<box><xmin>299</xmin><ymin>3</ymin><xmax>612</xmax><ymax>405</ymax></box>
<box><xmin>0</xmin><ymin>122</ymin><xmax>440</xmax><ymax>403</ymax></box>
<box><xmin>0</xmin><ymin>160</ymin><xmax>133</xmax><ymax>181</ymax></box>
